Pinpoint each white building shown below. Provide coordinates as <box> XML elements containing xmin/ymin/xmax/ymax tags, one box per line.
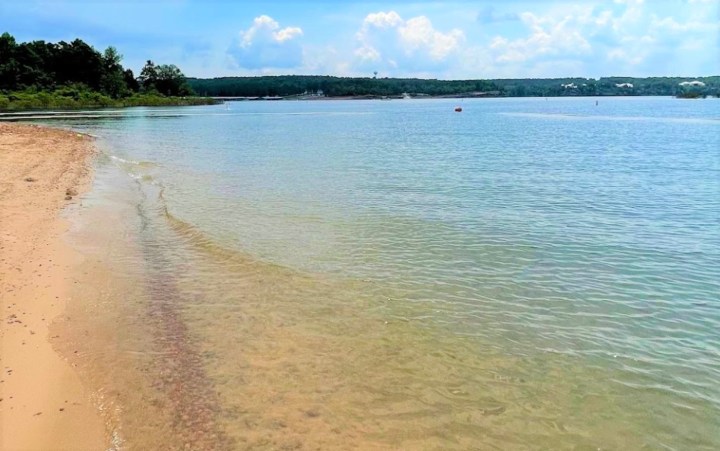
<box><xmin>679</xmin><ymin>81</ymin><xmax>706</xmax><ymax>87</ymax></box>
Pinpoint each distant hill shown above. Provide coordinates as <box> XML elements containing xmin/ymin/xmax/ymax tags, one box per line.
<box><xmin>188</xmin><ymin>75</ymin><xmax>720</xmax><ymax>98</ymax></box>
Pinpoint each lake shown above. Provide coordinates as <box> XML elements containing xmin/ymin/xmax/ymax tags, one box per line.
<box><xmin>26</xmin><ymin>96</ymin><xmax>720</xmax><ymax>449</ymax></box>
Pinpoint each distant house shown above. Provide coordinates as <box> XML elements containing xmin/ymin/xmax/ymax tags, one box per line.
<box><xmin>615</xmin><ymin>83</ymin><xmax>634</xmax><ymax>88</ymax></box>
<box><xmin>679</xmin><ymin>80</ymin><xmax>706</xmax><ymax>87</ymax></box>
<box><xmin>677</xmin><ymin>80</ymin><xmax>708</xmax><ymax>98</ymax></box>
<box><xmin>299</xmin><ymin>89</ymin><xmax>325</xmax><ymax>98</ymax></box>
<box><xmin>561</xmin><ymin>83</ymin><xmax>578</xmax><ymax>89</ymax></box>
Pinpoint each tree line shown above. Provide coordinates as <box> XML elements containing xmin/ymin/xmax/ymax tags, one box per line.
<box><xmin>188</xmin><ymin>75</ymin><xmax>720</xmax><ymax>98</ymax></box>
<box><xmin>0</xmin><ymin>32</ymin><xmax>194</xmax><ymax>99</ymax></box>
<box><xmin>188</xmin><ymin>75</ymin><xmax>500</xmax><ymax>97</ymax></box>
<box><xmin>495</xmin><ymin>76</ymin><xmax>719</xmax><ymax>97</ymax></box>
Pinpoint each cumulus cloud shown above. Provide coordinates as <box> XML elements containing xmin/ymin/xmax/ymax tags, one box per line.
<box><xmin>478</xmin><ymin>0</ymin><xmax>718</xmax><ymax>77</ymax></box>
<box><xmin>220</xmin><ymin>2</ymin><xmax>718</xmax><ymax>79</ymax></box>
<box><xmin>354</xmin><ymin>10</ymin><xmax>464</xmax><ymax>73</ymax></box>
<box><xmin>489</xmin><ymin>10</ymin><xmax>592</xmax><ymax>64</ymax></box>
<box><xmin>651</xmin><ymin>15</ymin><xmax>715</xmax><ymax>34</ymax></box>
<box><xmin>354</xmin><ymin>45</ymin><xmax>381</xmax><ymax>62</ymax></box>
<box><xmin>607</xmin><ymin>48</ymin><xmax>643</xmax><ymax>65</ymax></box>
<box><xmin>399</xmin><ymin>16</ymin><xmax>464</xmax><ymax>60</ymax></box>
<box><xmin>228</xmin><ymin>15</ymin><xmax>304</xmax><ymax>69</ymax></box>
<box><xmin>362</xmin><ymin>11</ymin><xmax>403</xmax><ymax>29</ymax></box>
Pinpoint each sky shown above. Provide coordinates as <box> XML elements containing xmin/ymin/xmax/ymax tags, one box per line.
<box><xmin>2</xmin><ymin>0</ymin><xmax>718</xmax><ymax>79</ymax></box>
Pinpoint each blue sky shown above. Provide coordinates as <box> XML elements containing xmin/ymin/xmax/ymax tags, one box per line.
<box><xmin>2</xmin><ymin>0</ymin><xmax>718</xmax><ymax>79</ymax></box>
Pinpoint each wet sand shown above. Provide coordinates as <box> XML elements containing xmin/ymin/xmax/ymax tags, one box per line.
<box><xmin>0</xmin><ymin>123</ymin><xmax>106</xmax><ymax>450</ymax></box>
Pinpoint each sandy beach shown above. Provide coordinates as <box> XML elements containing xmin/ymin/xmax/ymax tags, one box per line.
<box><xmin>0</xmin><ymin>123</ymin><xmax>106</xmax><ymax>450</ymax></box>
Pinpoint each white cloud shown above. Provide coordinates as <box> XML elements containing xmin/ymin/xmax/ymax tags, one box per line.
<box><xmin>478</xmin><ymin>0</ymin><xmax>718</xmax><ymax>77</ymax></box>
<box><xmin>355</xmin><ymin>45</ymin><xmax>381</xmax><ymax>62</ymax></box>
<box><xmin>228</xmin><ymin>15</ymin><xmax>304</xmax><ymax>69</ymax></box>
<box><xmin>398</xmin><ymin>16</ymin><xmax>464</xmax><ymax>60</ymax></box>
<box><xmin>489</xmin><ymin>10</ymin><xmax>592</xmax><ymax>64</ymax></box>
<box><xmin>238</xmin><ymin>15</ymin><xmax>303</xmax><ymax>47</ymax></box>
<box><xmin>607</xmin><ymin>48</ymin><xmax>643</xmax><ymax>65</ymax></box>
<box><xmin>363</xmin><ymin>11</ymin><xmax>403</xmax><ymax>29</ymax></box>
<box><xmin>651</xmin><ymin>15</ymin><xmax>715</xmax><ymax>34</ymax></box>
<box><xmin>354</xmin><ymin>10</ymin><xmax>465</xmax><ymax>73</ymax></box>
<box><xmin>219</xmin><ymin>2</ymin><xmax>718</xmax><ymax>79</ymax></box>
<box><xmin>275</xmin><ymin>27</ymin><xmax>303</xmax><ymax>43</ymax></box>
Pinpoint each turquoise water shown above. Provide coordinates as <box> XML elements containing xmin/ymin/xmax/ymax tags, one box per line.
<box><xmin>17</xmin><ymin>97</ymin><xmax>720</xmax><ymax>449</ymax></box>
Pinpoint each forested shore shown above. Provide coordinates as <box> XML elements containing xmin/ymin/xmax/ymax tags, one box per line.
<box><xmin>0</xmin><ymin>32</ymin><xmax>216</xmax><ymax>110</ymax></box>
<box><xmin>189</xmin><ymin>75</ymin><xmax>719</xmax><ymax>99</ymax></box>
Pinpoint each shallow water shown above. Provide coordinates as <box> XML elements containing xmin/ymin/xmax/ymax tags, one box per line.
<box><xmin>31</xmin><ymin>97</ymin><xmax>720</xmax><ymax>449</ymax></box>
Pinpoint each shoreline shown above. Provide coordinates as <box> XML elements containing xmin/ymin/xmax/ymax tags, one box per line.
<box><xmin>1</xmin><ymin>93</ymin><xmax>710</xmax><ymax>119</ymax></box>
<box><xmin>0</xmin><ymin>123</ymin><xmax>107</xmax><ymax>449</ymax></box>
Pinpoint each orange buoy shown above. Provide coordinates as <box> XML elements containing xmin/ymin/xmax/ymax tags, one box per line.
<box><xmin>454</xmin><ymin>106</ymin><xmax>462</xmax><ymax>112</ymax></box>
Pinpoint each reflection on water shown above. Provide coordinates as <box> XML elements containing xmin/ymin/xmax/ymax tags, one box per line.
<box><xmin>49</xmin><ymin>97</ymin><xmax>720</xmax><ymax>449</ymax></box>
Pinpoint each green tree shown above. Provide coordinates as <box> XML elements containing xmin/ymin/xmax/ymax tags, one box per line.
<box><xmin>0</xmin><ymin>33</ymin><xmax>19</xmax><ymax>90</ymax></box>
<box><xmin>155</xmin><ymin>64</ymin><xmax>192</xmax><ymax>96</ymax></box>
<box><xmin>138</xmin><ymin>60</ymin><xmax>158</xmax><ymax>92</ymax></box>
<box><xmin>123</xmin><ymin>69</ymin><xmax>140</xmax><ymax>92</ymax></box>
<box><xmin>53</xmin><ymin>39</ymin><xmax>103</xmax><ymax>89</ymax></box>
<box><xmin>99</xmin><ymin>46</ymin><xmax>128</xmax><ymax>98</ymax></box>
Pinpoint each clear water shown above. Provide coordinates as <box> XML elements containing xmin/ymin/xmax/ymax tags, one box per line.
<box><xmin>24</xmin><ymin>97</ymin><xmax>720</xmax><ymax>449</ymax></box>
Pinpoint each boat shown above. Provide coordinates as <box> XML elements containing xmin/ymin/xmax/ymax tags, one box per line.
<box><xmin>454</xmin><ymin>106</ymin><xmax>462</xmax><ymax>112</ymax></box>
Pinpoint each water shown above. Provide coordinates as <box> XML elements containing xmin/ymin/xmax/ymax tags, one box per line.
<box><xmin>18</xmin><ymin>97</ymin><xmax>720</xmax><ymax>449</ymax></box>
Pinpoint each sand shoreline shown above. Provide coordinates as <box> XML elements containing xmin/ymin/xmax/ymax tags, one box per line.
<box><xmin>0</xmin><ymin>123</ymin><xmax>107</xmax><ymax>450</ymax></box>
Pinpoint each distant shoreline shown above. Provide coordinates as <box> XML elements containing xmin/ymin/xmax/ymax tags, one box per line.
<box><xmin>210</xmin><ymin>93</ymin><xmax>717</xmax><ymax>101</ymax></box>
<box><xmin>189</xmin><ymin>74</ymin><xmax>720</xmax><ymax>99</ymax></box>
<box><xmin>1</xmin><ymin>92</ymin><xmax>715</xmax><ymax>115</ymax></box>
